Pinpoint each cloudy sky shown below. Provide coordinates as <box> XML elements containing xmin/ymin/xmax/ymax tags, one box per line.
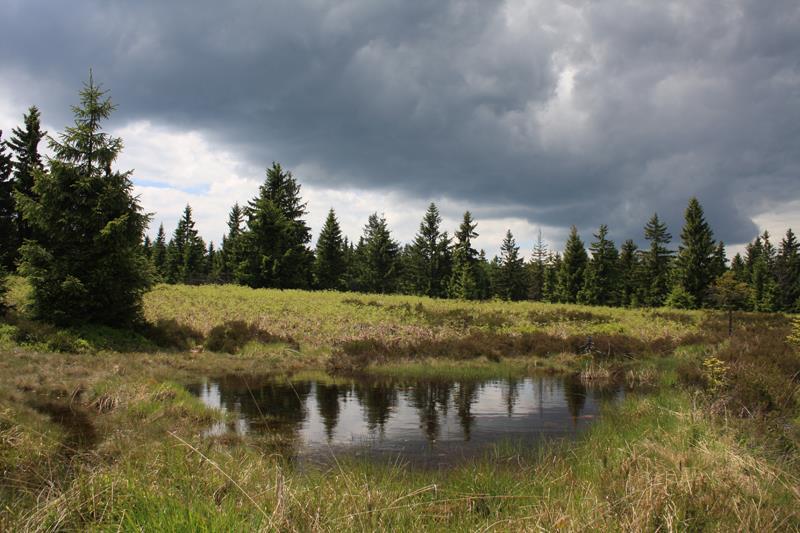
<box><xmin>1</xmin><ymin>0</ymin><xmax>799</xmax><ymax>256</ymax></box>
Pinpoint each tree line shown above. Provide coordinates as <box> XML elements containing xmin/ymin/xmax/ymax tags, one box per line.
<box><xmin>1</xmin><ymin>75</ymin><xmax>799</xmax><ymax>326</ymax></box>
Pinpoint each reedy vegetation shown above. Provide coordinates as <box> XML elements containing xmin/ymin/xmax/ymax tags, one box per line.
<box><xmin>0</xmin><ymin>283</ymin><xmax>799</xmax><ymax>530</ymax></box>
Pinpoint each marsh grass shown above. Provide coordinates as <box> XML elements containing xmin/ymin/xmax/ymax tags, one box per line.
<box><xmin>1</xmin><ymin>279</ymin><xmax>799</xmax><ymax>530</ymax></box>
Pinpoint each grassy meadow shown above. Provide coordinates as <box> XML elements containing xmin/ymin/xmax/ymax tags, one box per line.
<box><xmin>1</xmin><ymin>278</ymin><xmax>799</xmax><ymax>530</ymax></box>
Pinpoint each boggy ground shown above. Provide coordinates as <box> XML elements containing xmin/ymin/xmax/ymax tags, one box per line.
<box><xmin>1</xmin><ymin>280</ymin><xmax>799</xmax><ymax>531</ymax></box>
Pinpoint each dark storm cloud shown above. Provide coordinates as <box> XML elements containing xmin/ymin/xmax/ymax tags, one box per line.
<box><xmin>2</xmin><ymin>0</ymin><xmax>799</xmax><ymax>246</ymax></box>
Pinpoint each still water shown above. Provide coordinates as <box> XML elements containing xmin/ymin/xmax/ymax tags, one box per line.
<box><xmin>188</xmin><ymin>375</ymin><xmax>620</xmax><ymax>467</ymax></box>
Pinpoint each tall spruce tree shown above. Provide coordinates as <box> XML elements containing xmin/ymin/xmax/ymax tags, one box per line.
<box><xmin>151</xmin><ymin>223</ymin><xmax>167</xmax><ymax>279</ymax></box>
<box><xmin>314</xmin><ymin>208</ymin><xmax>346</xmax><ymax>290</ymax></box>
<box><xmin>166</xmin><ymin>205</ymin><xmax>206</xmax><ymax>284</ymax></box>
<box><xmin>407</xmin><ymin>203</ymin><xmax>451</xmax><ymax>297</ymax></box>
<box><xmin>495</xmin><ymin>230</ymin><xmax>527</xmax><ymax>301</ymax></box>
<box><xmin>711</xmin><ymin>241</ymin><xmax>728</xmax><ymax>280</ymax></box>
<box><xmin>543</xmin><ymin>252</ymin><xmax>561</xmax><ymax>302</ymax></box>
<box><xmin>731</xmin><ymin>253</ymin><xmax>746</xmax><ymax>282</ymax></box>
<box><xmin>239</xmin><ymin>163</ymin><xmax>313</xmax><ymax>289</ymax></box>
<box><xmin>673</xmin><ymin>198</ymin><xmax>716</xmax><ymax>308</ymax></box>
<box><xmin>578</xmin><ymin>224</ymin><xmax>619</xmax><ymax>306</ymax></box>
<box><xmin>16</xmin><ymin>74</ymin><xmax>151</xmax><ymax>325</ymax></box>
<box><xmin>775</xmin><ymin>229</ymin><xmax>800</xmax><ymax>311</ymax></box>
<box><xmin>557</xmin><ymin>226</ymin><xmax>588</xmax><ymax>303</ymax></box>
<box><xmin>744</xmin><ymin>236</ymin><xmax>763</xmax><ymax>283</ymax></box>
<box><xmin>526</xmin><ymin>229</ymin><xmax>548</xmax><ymax>300</ymax></box>
<box><xmin>359</xmin><ymin>213</ymin><xmax>400</xmax><ymax>293</ymax></box>
<box><xmin>448</xmin><ymin>211</ymin><xmax>481</xmax><ymax>299</ymax></box>
<box><xmin>8</xmin><ymin>106</ymin><xmax>46</xmax><ymax>252</ymax></box>
<box><xmin>641</xmin><ymin>213</ymin><xmax>673</xmax><ymax>306</ymax></box>
<box><xmin>0</xmin><ymin>131</ymin><xmax>14</xmax><ymax>269</ymax></box>
<box><xmin>221</xmin><ymin>203</ymin><xmax>244</xmax><ymax>280</ymax></box>
<box><xmin>750</xmin><ymin>254</ymin><xmax>777</xmax><ymax>311</ymax></box>
<box><xmin>618</xmin><ymin>239</ymin><xmax>641</xmax><ymax>307</ymax></box>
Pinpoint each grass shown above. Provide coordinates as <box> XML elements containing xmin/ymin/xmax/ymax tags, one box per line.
<box><xmin>1</xmin><ymin>278</ymin><xmax>799</xmax><ymax>530</ymax></box>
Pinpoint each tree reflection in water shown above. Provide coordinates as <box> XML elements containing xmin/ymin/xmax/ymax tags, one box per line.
<box><xmin>191</xmin><ymin>374</ymin><xmax>620</xmax><ymax>467</ymax></box>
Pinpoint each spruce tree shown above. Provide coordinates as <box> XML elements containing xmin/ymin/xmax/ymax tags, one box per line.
<box><xmin>407</xmin><ymin>203</ymin><xmax>451</xmax><ymax>297</ymax></box>
<box><xmin>448</xmin><ymin>211</ymin><xmax>481</xmax><ymax>299</ymax></box>
<box><xmin>744</xmin><ymin>236</ymin><xmax>763</xmax><ymax>282</ymax></box>
<box><xmin>578</xmin><ymin>224</ymin><xmax>619</xmax><ymax>306</ymax></box>
<box><xmin>673</xmin><ymin>198</ymin><xmax>716</xmax><ymax>308</ymax></box>
<box><xmin>239</xmin><ymin>163</ymin><xmax>313</xmax><ymax>289</ymax></box>
<box><xmin>775</xmin><ymin>229</ymin><xmax>800</xmax><ymax>311</ymax></box>
<box><xmin>557</xmin><ymin>226</ymin><xmax>588</xmax><ymax>303</ymax></box>
<box><xmin>526</xmin><ymin>229</ymin><xmax>548</xmax><ymax>300</ymax></box>
<box><xmin>142</xmin><ymin>235</ymin><xmax>152</xmax><ymax>259</ymax></box>
<box><xmin>711</xmin><ymin>241</ymin><xmax>728</xmax><ymax>280</ymax></box>
<box><xmin>641</xmin><ymin>213</ymin><xmax>673</xmax><ymax>306</ymax></box>
<box><xmin>166</xmin><ymin>205</ymin><xmax>206</xmax><ymax>283</ymax></box>
<box><xmin>16</xmin><ymin>74</ymin><xmax>151</xmax><ymax>325</ymax></box>
<box><xmin>618</xmin><ymin>239</ymin><xmax>641</xmax><ymax>307</ymax></box>
<box><xmin>731</xmin><ymin>253</ymin><xmax>746</xmax><ymax>282</ymax></box>
<box><xmin>542</xmin><ymin>252</ymin><xmax>561</xmax><ymax>302</ymax></box>
<box><xmin>221</xmin><ymin>203</ymin><xmax>244</xmax><ymax>280</ymax></box>
<box><xmin>750</xmin><ymin>253</ymin><xmax>777</xmax><ymax>312</ymax></box>
<box><xmin>496</xmin><ymin>229</ymin><xmax>527</xmax><ymax>301</ymax></box>
<box><xmin>314</xmin><ymin>208</ymin><xmax>346</xmax><ymax>290</ymax></box>
<box><xmin>476</xmin><ymin>249</ymin><xmax>492</xmax><ymax>299</ymax></box>
<box><xmin>151</xmin><ymin>223</ymin><xmax>167</xmax><ymax>280</ymax></box>
<box><xmin>8</xmin><ymin>106</ymin><xmax>46</xmax><ymax>251</ymax></box>
<box><xmin>0</xmin><ymin>131</ymin><xmax>14</xmax><ymax>269</ymax></box>
<box><xmin>359</xmin><ymin>213</ymin><xmax>400</xmax><ymax>293</ymax></box>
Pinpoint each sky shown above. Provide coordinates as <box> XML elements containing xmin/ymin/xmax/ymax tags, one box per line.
<box><xmin>1</xmin><ymin>0</ymin><xmax>799</xmax><ymax>257</ymax></box>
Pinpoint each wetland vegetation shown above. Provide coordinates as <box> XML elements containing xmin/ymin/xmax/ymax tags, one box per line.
<box><xmin>1</xmin><ymin>280</ymin><xmax>799</xmax><ymax>530</ymax></box>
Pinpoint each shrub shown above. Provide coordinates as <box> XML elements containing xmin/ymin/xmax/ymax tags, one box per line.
<box><xmin>665</xmin><ymin>286</ymin><xmax>696</xmax><ymax>309</ymax></box>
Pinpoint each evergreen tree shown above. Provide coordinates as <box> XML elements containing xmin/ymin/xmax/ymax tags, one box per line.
<box><xmin>761</xmin><ymin>231</ymin><xmax>777</xmax><ymax>269</ymax></box>
<box><xmin>221</xmin><ymin>203</ymin><xmax>244</xmax><ymax>280</ymax></box>
<box><xmin>7</xmin><ymin>106</ymin><xmax>46</xmax><ymax>251</ymax></box>
<box><xmin>744</xmin><ymin>236</ymin><xmax>763</xmax><ymax>282</ymax></box>
<box><xmin>542</xmin><ymin>252</ymin><xmax>561</xmax><ymax>302</ymax></box>
<box><xmin>239</xmin><ymin>163</ymin><xmax>313</xmax><ymax>289</ymax></box>
<box><xmin>0</xmin><ymin>131</ymin><xmax>14</xmax><ymax>269</ymax></box>
<box><xmin>578</xmin><ymin>224</ymin><xmax>619</xmax><ymax>306</ymax></box>
<box><xmin>476</xmin><ymin>249</ymin><xmax>492</xmax><ymax>299</ymax></box>
<box><xmin>557</xmin><ymin>226</ymin><xmax>588</xmax><ymax>303</ymax></box>
<box><xmin>750</xmin><ymin>253</ymin><xmax>777</xmax><ymax>311</ymax></box>
<box><xmin>526</xmin><ymin>229</ymin><xmax>548</xmax><ymax>300</ymax></box>
<box><xmin>314</xmin><ymin>208</ymin><xmax>346</xmax><ymax>290</ymax></box>
<box><xmin>641</xmin><ymin>213</ymin><xmax>673</xmax><ymax>306</ymax></box>
<box><xmin>495</xmin><ymin>230</ymin><xmax>527</xmax><ymax>301</ymax></box>
<box><xmin>166</xmin><ymin>205</ymin><xmax>206</xmax><ymax>283</ymax></box>
<box><xmin>16</xmin><ymin>74</ymin><xmax>151</xmax><ymax>325</ymax></box>
<box><xmin>151</xmin><ymin>223</ymin><xmax>167</xmax><ymax>279</ymax></box>
<box><xmin>731</xmin><ymin>253</ymin><xmax>746</xmax><ymax>282</ymax></box>
<box><xmin>711</xmin><ymin>241</ymin><xmax>728</xmax><ymax>280</ymax></box>
<box><xmin>775</xmin><ymin>229</ymin><xmax>800</xmax><ymax>311</ymax></box>
<box><xmin>673</xmin><ymin>198</ymin><xmax>716</xmax><ymax>308</ymax></box>
<box><xmin>618</xmin><ymin>239</ymin><xmax>641</xmax><ymax>307</ymax></box>
<box><xmin>142</xmin><ymin>235</ymin><xmax>152</xmax><ymax>259</ymax></box>
<box><xmin>358</xmin><ymin>213</ymin><xmax>400</xmax><ymax>293</ymax></box>
<box><xmin>407</xmin><ymin>203</ymin><xmax>451</xmax><ymax>297</ymax></box>
<box><xmin>448</xmin><ymin>211</ymin><xmax>481</xmax><ymax>299</ymax></box>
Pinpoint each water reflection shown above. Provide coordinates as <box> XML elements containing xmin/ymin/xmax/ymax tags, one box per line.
<box><xmin>188</xmin><ymin>374</ymin><xmax>620</xmax><ymax>467</ymax></box>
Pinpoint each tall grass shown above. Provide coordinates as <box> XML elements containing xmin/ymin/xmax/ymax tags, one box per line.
<box><xmin>1</xmin><ymin>280</ymin><xmax>799</xmax><ymax>530</ymax></box>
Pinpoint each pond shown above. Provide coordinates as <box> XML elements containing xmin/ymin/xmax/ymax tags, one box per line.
<box><xmin>188</xmin><ymin>374</ymin><xmax>621</xmax><ymax>467</ymax></box>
